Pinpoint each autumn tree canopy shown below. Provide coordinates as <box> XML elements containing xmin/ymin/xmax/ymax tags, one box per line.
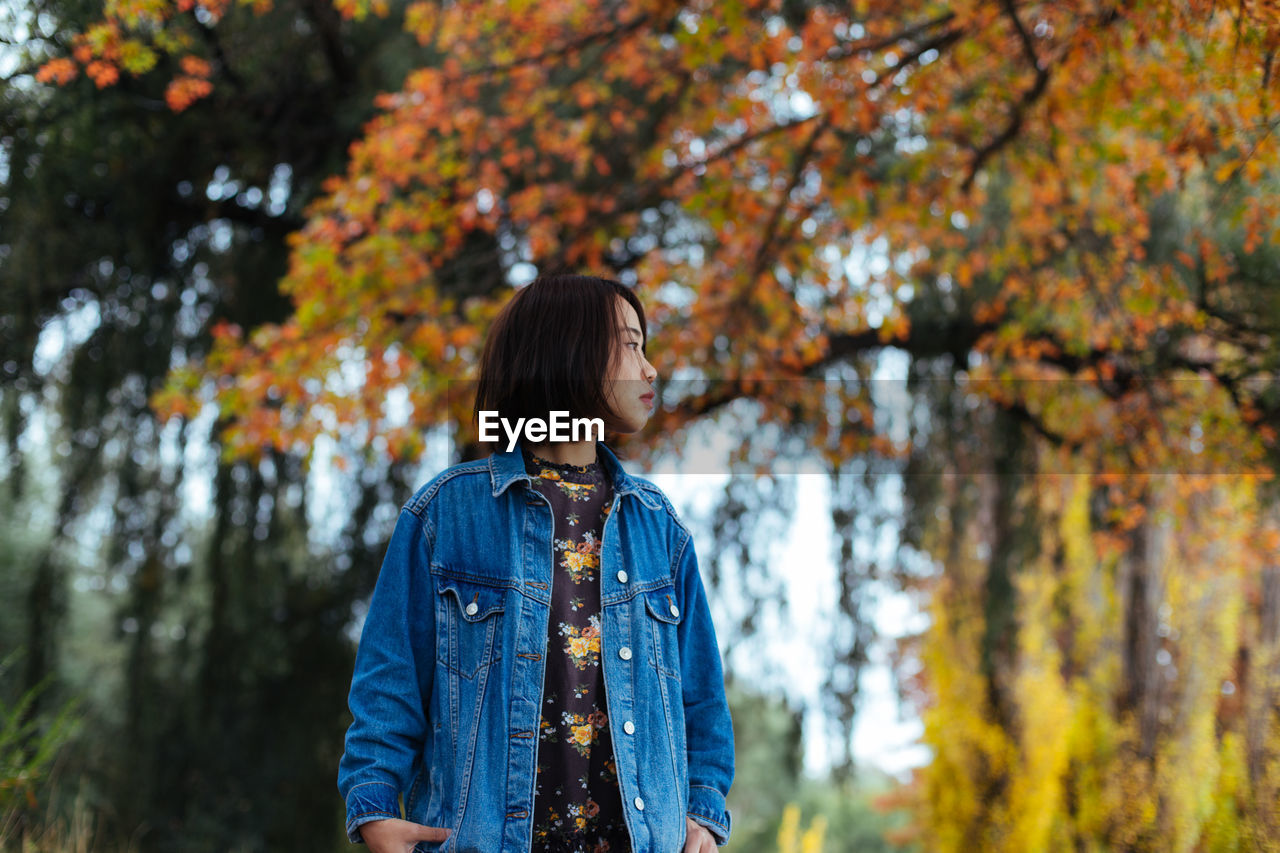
<box><xmin>34</xmin><ymin>0</ymin><xmax>1271</xmax><ymax>475</ymax></box>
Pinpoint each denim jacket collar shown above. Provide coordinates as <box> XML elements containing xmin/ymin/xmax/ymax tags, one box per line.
<box><xmin>488</xmin><ymin>440</ymin><xmax>647</xmax><ymax>500</ymax></box>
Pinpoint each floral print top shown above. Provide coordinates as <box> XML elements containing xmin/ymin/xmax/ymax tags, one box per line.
<box><xmin>523</xmin><ymin>446</ymin><xmax>632</xmax><ymax>853</ymax></box>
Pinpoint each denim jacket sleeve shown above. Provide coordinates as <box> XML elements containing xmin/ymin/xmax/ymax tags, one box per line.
<box><xmin>675</xmin><ymin>534</ymin><xmax>735</xmax><ymax>845</ymax></box>
<box><xmin>337</xmin><ymin>506</ymin><xmax>436</xmax><ymax>844</ymax></box>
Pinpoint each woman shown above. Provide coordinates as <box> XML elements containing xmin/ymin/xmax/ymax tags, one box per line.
<box><xmin>337</xmin><ymin>275</ymin><xmax>735</xmax><ymax>853</ymax></box>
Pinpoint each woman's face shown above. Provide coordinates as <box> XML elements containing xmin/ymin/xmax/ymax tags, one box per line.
<box><xmin>602</xmin><ymin>297</ymin><xmax>657</xmax><ymax>435</ymax></box>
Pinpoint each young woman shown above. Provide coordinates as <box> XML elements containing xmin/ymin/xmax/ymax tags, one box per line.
<box><xmin>337</xmin><ymin>275</ymin><xmax>735</xmax><ymax>853</ymax></box>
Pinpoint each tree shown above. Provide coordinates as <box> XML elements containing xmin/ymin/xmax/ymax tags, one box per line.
<box><xmin>2</xmin><ymin>0</ymin><xmax>426</xmax><ymax>846</ymax></box>
<box><xmin>20</xmin><ymin>0</ymin><xmax>1280</xmax><ymax>846</ymax></box>
<box><xmin>43</xmin><ymin>0</ymin><xmax>1262</xmax><ymax>479</ymax></box>
<box><xmin>896</xmin><ymin>393</ymin><xmax>1280</xmax><ymax>848</ymax></box>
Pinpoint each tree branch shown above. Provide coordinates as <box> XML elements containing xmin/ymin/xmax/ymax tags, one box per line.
<box><xmin>1002</xmin><ymin>0</ymin><xmax>1043</xmax><ymax>73</ymax></box>
<box><xmin>824</xmin><ymin>12</ymin><xmax>959</xmax><ymax>63</ymax></box>
<box><xmin>961</xmin><ymin>0</ymin><xmax>1053</xmax><ymax>190</ymax></box>
<box><xmin>867</xmin><ymin>24</ymin><xmax>966</xmax><ymax>93</ymax></box>
<box><xmin>300</xmin><ymin>0</ymin><xmax>355</xmax><ymax>88</ymax></box>
<box><xmin>748</xmin><ymin>117</ymin><xmax>830</xmax><ymax>281</ymax></box>
<box><xmin>192</xmin><ymin>14</ymin><xmax>247</xmax><ymax>93</ymax></box>
<box><xmin>461</xmin><ymin>12</ymin><xmax>655</xmax><ymax>78</ymax></box>
<box><xmin>819</xmin><ymin>316</ymin><xmax>1001</xmax><ymax>370</ymax></box>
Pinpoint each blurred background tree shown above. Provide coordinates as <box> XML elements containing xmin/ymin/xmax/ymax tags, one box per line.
<box><xmin>5</xmin><ymin>0</ymin><xmax>1280</xmax><ymax>850</ymax></box>
<box><xmin>3</xmin><ymin>0</ymin><xmax>426</xmax><ymax>846</ymax></box>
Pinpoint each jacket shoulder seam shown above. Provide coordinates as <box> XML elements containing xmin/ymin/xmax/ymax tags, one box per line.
<box><xmin>404</xmin><ymin>463</ymin><xmax>489</xmax><ymax>550</ymax></box>
<box><xmin>624</xmin><ymin>476</ymin><xmax>693</xmax><ymax>580</ymax></box>
<box><xmin>404</xmin><ymin>462</ymin><xmax>489</xmax><ymax>516</ymax></box>
<box><xmin>627</xmin><ymin>477</ymin><xmax>690</xmax><ymax>528</ymax></box>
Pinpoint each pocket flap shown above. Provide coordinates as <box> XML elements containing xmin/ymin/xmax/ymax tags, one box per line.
<box><xmin>439</xmin><ymin>576</ymin><xmax>507</xmax><ymax>622</ymax></box>
<box><xmin>643</xmin><ymin>587</ymin><xmax>682</xmax><ymax>625</ymax></box>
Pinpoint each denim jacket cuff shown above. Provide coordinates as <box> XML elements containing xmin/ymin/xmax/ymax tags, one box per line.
<box><xmin>344</xmin><ymin>780</ymin><xmax>401</xmax><ymax>844</ymax></box>
<box><xmin>688</xmin><ymin>785</ymin><xmax>732</xmax><ymax>846</ymax></box>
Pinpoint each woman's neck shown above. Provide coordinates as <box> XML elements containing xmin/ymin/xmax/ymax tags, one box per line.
<box><xmin>524</xmin><ymin>440</ymin><xmax>598</xmax><ymax>467</ymax></box>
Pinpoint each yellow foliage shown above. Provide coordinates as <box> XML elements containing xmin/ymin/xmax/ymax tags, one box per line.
<box><xmin>910</xmin><ymin>468</ymin><xmax>1274</xmax><ymax>851</ymax></box>
<box><xmin>776</xmin><ymin>803</ymin><xmax>827</xmax><ymax>853</ymax></box>
<box><xmin>1004</xmin><ymin>566</ymin><xmax>1074</xmax><ymax>851</ymax></box>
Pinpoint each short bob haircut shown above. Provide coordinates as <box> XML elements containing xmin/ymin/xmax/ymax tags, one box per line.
<box><xmin>473</xmin><ymin>274</ymin><xmax>647</xmax><ymax>447</ymax></box>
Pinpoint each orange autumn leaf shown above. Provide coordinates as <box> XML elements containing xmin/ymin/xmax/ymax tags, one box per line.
<box><xmin>178</xmin><ymin>54</ymin><xmax>211</xmax><ymax>77</ymax></box>
<box><xmin>36</xmin><ymin>57</ymin><xmax>79</xmax><ymax>84</ymax></box>
<box><xmin>164</xmin><ymin>76</ymin><xmax>213</xmax><ymax>111</ymax></box>
<box><xmin>85</xmin><ymin>60</ymin><xmax>119</xmax><ymax>87</ymax></box>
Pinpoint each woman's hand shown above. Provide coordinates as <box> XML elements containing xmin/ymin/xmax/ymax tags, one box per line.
<box><xmin>358</xmin><ymin>818</ymin><xmax>450</xmax><ymax>853</ymax></box>
<box><xmin>684</xmin><ymin>817</ymin><xmax>718</xmax><ymax>853</ymax></box>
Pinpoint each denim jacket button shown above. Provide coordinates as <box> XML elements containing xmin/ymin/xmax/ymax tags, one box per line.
<box><xmin>618</xmin><ymin>646</ymin><xmax>633</xmax><ymax>661</ymax></box>
<box><xmin>634</xmin><ymin>797</ymin><xmax>645</xmax><ymax>811</ymax></box>
<box><xmin>617</xmin><ymin>570</ymin><xmax>628</xmax><ymax>583</ymax></box>
<box><xmin>465</xmin><ymin>602</ymin><xmax>479</xmax><ymax>616</ymax></box>
<box><xmin>669</xmin><ymin>604</ymin><xmax>679</xmax><ymax>618</ymax></box>
<box><xmin>623</xmin><ymin>720</ymin><xmax>635</xmax><ymax>735</ymax></box>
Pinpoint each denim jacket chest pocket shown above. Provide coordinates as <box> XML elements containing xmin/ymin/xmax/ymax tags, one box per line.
<box><xmin>435</xmin><ymin>572</ymin><xmax>506</xmax><ymax>679</ymax></box>
<box><xmin>641</xmin><ymin>585</ymin><xmax>683</xmax><ymax>679</ymax></box>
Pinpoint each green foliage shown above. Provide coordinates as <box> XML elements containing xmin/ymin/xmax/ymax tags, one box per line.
<box><xmin>725</xmin><ymin>679</ymin><xmax>912</xmax><ymax>852</ymax></box>
<box><xmin>726</xmin><ymin>679</ymin><xmax>805</xmax><ymax>850</ymax></box>
<box><xmin>2</xmin><ymin>0</ymin><xmax>428</xmax><ymax>845</ymax></box>
<box><xmin>0</xmin><ymin>652</ymin><xmax>81</xmax><ymax>844</ymax></box>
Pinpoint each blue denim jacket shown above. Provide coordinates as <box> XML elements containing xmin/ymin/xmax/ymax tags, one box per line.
<box><xmin>338</xmin><ymin>442</ymin><xmax>734</xmax><ymax>851</ymax></box>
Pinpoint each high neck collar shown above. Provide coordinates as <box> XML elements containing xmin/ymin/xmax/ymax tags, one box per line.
<box><xmin>489</xmin><ymin>441</ymin><xmax>644</xmax><ymax>498</ymax></box>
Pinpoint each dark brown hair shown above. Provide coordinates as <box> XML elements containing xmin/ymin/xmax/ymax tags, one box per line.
<box><xmin>472</xmin><ymin>274</ymin><xmax>647</xmax><ymax>445</ymax></box>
